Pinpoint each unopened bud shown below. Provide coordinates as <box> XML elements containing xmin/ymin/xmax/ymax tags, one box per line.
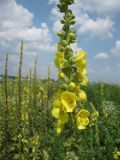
<box><xmin>59</xmin><ymin>72</ymin><xmax>65</xmax><ymax>78</ymax></box>
<box><xmin>69</xmin><ymin>82</ymin><xmax>76</xmax><ymax>91</ymax></box>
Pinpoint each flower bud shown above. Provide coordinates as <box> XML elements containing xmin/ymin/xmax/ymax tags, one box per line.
<box><xmin>66</xmin><ymin>45</ymin><xmax>71</xmax><ymax>51</ymax></box>
<box><xmin>57</xmin><ymin>31</ymin><xmax>63</xmax><ymax>37</ymax></box>
<box><xmin>70</xmin><ymin>19</ymin><xmax>76</xmax><ymax>25</ymax></box>
<box><xmin>69</xmin><ymin>82</ymin><xmax>76</xmax><ymax>91</ymax></box>
<box><xmin>59</xmin><ymin>72</ymin><xmax>65</xmax><ymax>78</ymax></box>
<box><xmin>61</xmin><ymin>40</ymin><xmax>68</xmax><ymax>46</ymax></box>
<box><xmin>61</xmin><ymin>84</ymin><xmax>68</xmax><ymax>90</ymax></box>
<box><xmin>75</xmin><ymin>85</ymin><xmax>80</xmax><ymax>93</ymax></box>
<box><xmin>61</xmin><ymin>19</ymin><xmax>66</xmax><ymax>24</ymax></box>
<box><xmin>69</xmin><ymin>33</ymin><xmax>75</xmax><ymax>38</ymax></box>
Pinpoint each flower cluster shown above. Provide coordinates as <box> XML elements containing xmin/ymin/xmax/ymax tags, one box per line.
<box><xmin>52</xmin><ymin>0</ymin><xmax>90</xmax><ymax>133</ymax></box>
<box><xmin>113</xmin><ymin>148</ymin><xmax>120</xmax><ymax>160</ymax></box>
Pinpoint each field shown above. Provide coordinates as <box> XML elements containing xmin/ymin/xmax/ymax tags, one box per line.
<box><xmin>0</xmin><ymin>60</ymin><xmax>120</xmax><ymax>159</ymax></box>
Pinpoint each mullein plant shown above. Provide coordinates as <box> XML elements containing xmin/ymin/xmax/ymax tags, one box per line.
<box><xmin>52</xmin><ymin>0</ymin><xmax>90</xmax><ymax>134</ymax></box>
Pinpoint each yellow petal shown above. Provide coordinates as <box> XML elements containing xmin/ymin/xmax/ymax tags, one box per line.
<box><xmin>81</xmin><ymin>76</ymin><xmax>88</xmax><ymax>86</ymax></box>
<box><xmin>52</xmin><ymin>108</ymin><xmax>60</xmax><ymax>118</ymax></box>
<box><xmin>61</xmin><ymin>91</ymin><xmax>76</xmax><ymax>112</ymax></box>
<box><xmin>53</xmin><ymin>99</ymin><xmax>61</xmax><ymax>108</ymax></box>
<box><xmin>78</xmin><ymin>90</ymin><xmax>87</xmax><ymax>102</ymax></box>
<box><xmin>56</xmin><ymin>122</ymin><xmax>64</xmax><ymax>134</ymax></box>
<box><xmin>76</xmin><ymin>116</ymin><xmax>89</xmax><ymax>130</ymax></box>
<box><xmin>59</xmin><ymin>112</ymin><xmax>69</xmax><ymax>124</ymax></box>
<box><xmin>77</xmin><ymin>124</ymin><xmax>86</xmax><ymax>130</ymax></box>
<box><xmin>77</xmin><ymin>109</ymin><xmax>90</xmax><ymax>118</ymax></box>
<box><xmin>82</xmin><ymin>118</ymin><xmax>89</xmax><ymax>126</ymax></box>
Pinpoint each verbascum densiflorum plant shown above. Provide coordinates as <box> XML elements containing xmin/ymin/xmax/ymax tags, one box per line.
<box><xmin>52</xmin><ymin>0</ymin><xmax>90</xmax><ymax>134</ymax></box>
<box><xmin>89</xmin><ymin>103</ymin><xmax>99</xmax><ymax>126</ymax></box>
<box><xmin>113</xmin><ymin>148</ymin><xmax>120</xmax><ymax>160</ymax></box>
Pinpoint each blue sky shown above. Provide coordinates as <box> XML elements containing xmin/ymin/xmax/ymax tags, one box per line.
<box><xmin>0</xmin><ymin>0</ymin><xmax>120</xmax><ymax>83</ymax></box>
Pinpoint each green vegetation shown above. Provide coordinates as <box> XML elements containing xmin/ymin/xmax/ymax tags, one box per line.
<box><xmin>0</xmin><ymin>53</ymin><xmax>120</xmax><ymax>159</ymax></box>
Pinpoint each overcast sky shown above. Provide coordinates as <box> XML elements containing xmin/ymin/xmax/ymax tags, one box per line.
<box><xmin>0</xmin><ymin>0</ymin><xmax>120</xmax><ymax>83</ymax></box>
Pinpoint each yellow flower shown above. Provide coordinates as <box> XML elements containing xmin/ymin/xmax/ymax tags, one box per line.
<box><xmin>81</xmin><ymin>76</ymin><xmax>88</xmax><ymax>86</ymax></box>
<box><xmin>54</xmin><ymin>58</ymin><xmax>64</xmax><ymax>68</ymax></box>
<box><xmin>54</xmin><ymin>52</ymin><xmax>65</xmax><ymax>68</ymax></box>
<box><xmin>52</xmin><ymin>98</ymin><xmax>69</xmax><ymax>124</ymax></box>
<box><xmin>52</xmin><ymin>98</ymin><xmax>62</xmax><ymax>118</ymax></box>
<box><xmin>76</xmin><ymin>109</ymin><xmax>90</xmax><ymax>130</ymax></box>
<box><xmin>53</xmin><ymin>98</ymin><xmax>61</xmax><ymax>108</ymax></box>
<box><xmin>59</xmin><ymin>111</ymin><xmax>69</xmax><ymax>124</ymax></box>
<box><xmin>75</xmin><ymin>51</ymin><xmax>87</xmax><ymax>70</ymax></box>
<box><xmin>61</xmin><ymin>91</ymin><xmax>76</xmax><ymax>112</ymax></box>
<box><xmin>52</xmin><ymin>107</ymin><xmax>60</xmax><ymax>118</ymax></box>
<box><xmin>113</xmin><ymin>148</ymin><xmax>120</xmax><ymax>159</ymax></box>
<box><xmin>56</xmin><ymin>51</ymin><xmax>64</xmax><ymax>58</ymax></box>
<box><xmin>77</xmin><ymin>69</ymin><xmax>88</xmax><ymax>86</ymax></box>
<box><xmin>78</xmin><ymin>69</ymin><xmax>87</xmax><ymax>78</ymax></box>
<box><xmin>78</xmin><ymin>90</ymin><xmax>87</xmax><ymax>102</ymax></box>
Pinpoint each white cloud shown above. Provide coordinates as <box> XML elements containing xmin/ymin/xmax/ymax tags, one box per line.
<box><xmin>0</xmin><ymin>0</ymin><xmax>56</xmax><ymax>76</ymax></box>
<box><xmin>94</xmin><ymin>52</ymin><xmax>109</xmax><ymax>59</ymax></box>
<box><xmin>49</xmin><ymin>0</ymin><xmax>120</xmax><ymax>16</ymax></box>
<box><xmin>50</xmin><ymin>7</ymin><xmax>62</xmax><ymax>20</ymax></box>
<box><xmin>100</xmin><ymin>66</ymin><xmax>111</xmax><ymax>73</ymax></box>
<box><xmin>74</xmin><ymin>0</ymin><xmax>120</xmax><ymax>16</ymax></box>
<box><xmin>73</xmin><ymin>0</ymin><xmax>116</xmax><ymax>38</ymax></box>
<box><xmin>0</xmin><ymin>0</ymin><xmax>33</xmax><ymax>30</ymax></box>
<box><xmin>104</xmin><ymin>66</ymin><xmax>111</xmax><ymax>72</ymax></box>
<box><xmin>49</xmin><ymin>1</ymin><xmax>114</xmax><ymax>39</ymax></box>
<box><xmin>0</xmin><ymin>0</ymin><xmax>54</xmax><ymax>48</ymax></box>
<box><xmin>71</xmin><ymin>43</ymin><xmax>82</xmax><ymax>53</ymax></box>
<box><xmin>111</xmin><ymin>40</ymin><xmax>120</xmax><ymax>57</ymax></box>
<box><xmin>53</xmin><ymin>20</ymin><xmax>63</xmax><ymax>32</ymax></box>
<box><xmin>77</xmin><ymin>15</ymin><xmax>114</xmax><ymax>38</ymax></box>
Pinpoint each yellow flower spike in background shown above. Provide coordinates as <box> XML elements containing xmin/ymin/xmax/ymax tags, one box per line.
<box><xmin>92</xmin><ymin>110</ymin><xmax>99</xmax><ymax>121</ymax></box>
<box><xmin>113</xmin><ymin>148</ymin><xmax>120</xmax><ymax>160</ymax></box>
<box><xmin>76</xmin><ymin>109</ymin><xmax>90</xmax><ymax>130</ymax></box>
<box><xmin>61</xmin><ymin>91</ymin><xmax>76</xmax><ymax>112</ymax></box>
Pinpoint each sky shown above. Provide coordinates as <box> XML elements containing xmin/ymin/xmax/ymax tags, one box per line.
<box><xmin>0</xmin><ymin>0</ymin><xmax>120</xmax><ymax>83</ymax></box>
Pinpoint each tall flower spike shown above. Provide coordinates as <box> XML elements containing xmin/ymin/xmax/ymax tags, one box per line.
<box><xmin>52</xmin><ymin>0</ymin><xmax>90</xmax><ymax>134</ymax></box>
